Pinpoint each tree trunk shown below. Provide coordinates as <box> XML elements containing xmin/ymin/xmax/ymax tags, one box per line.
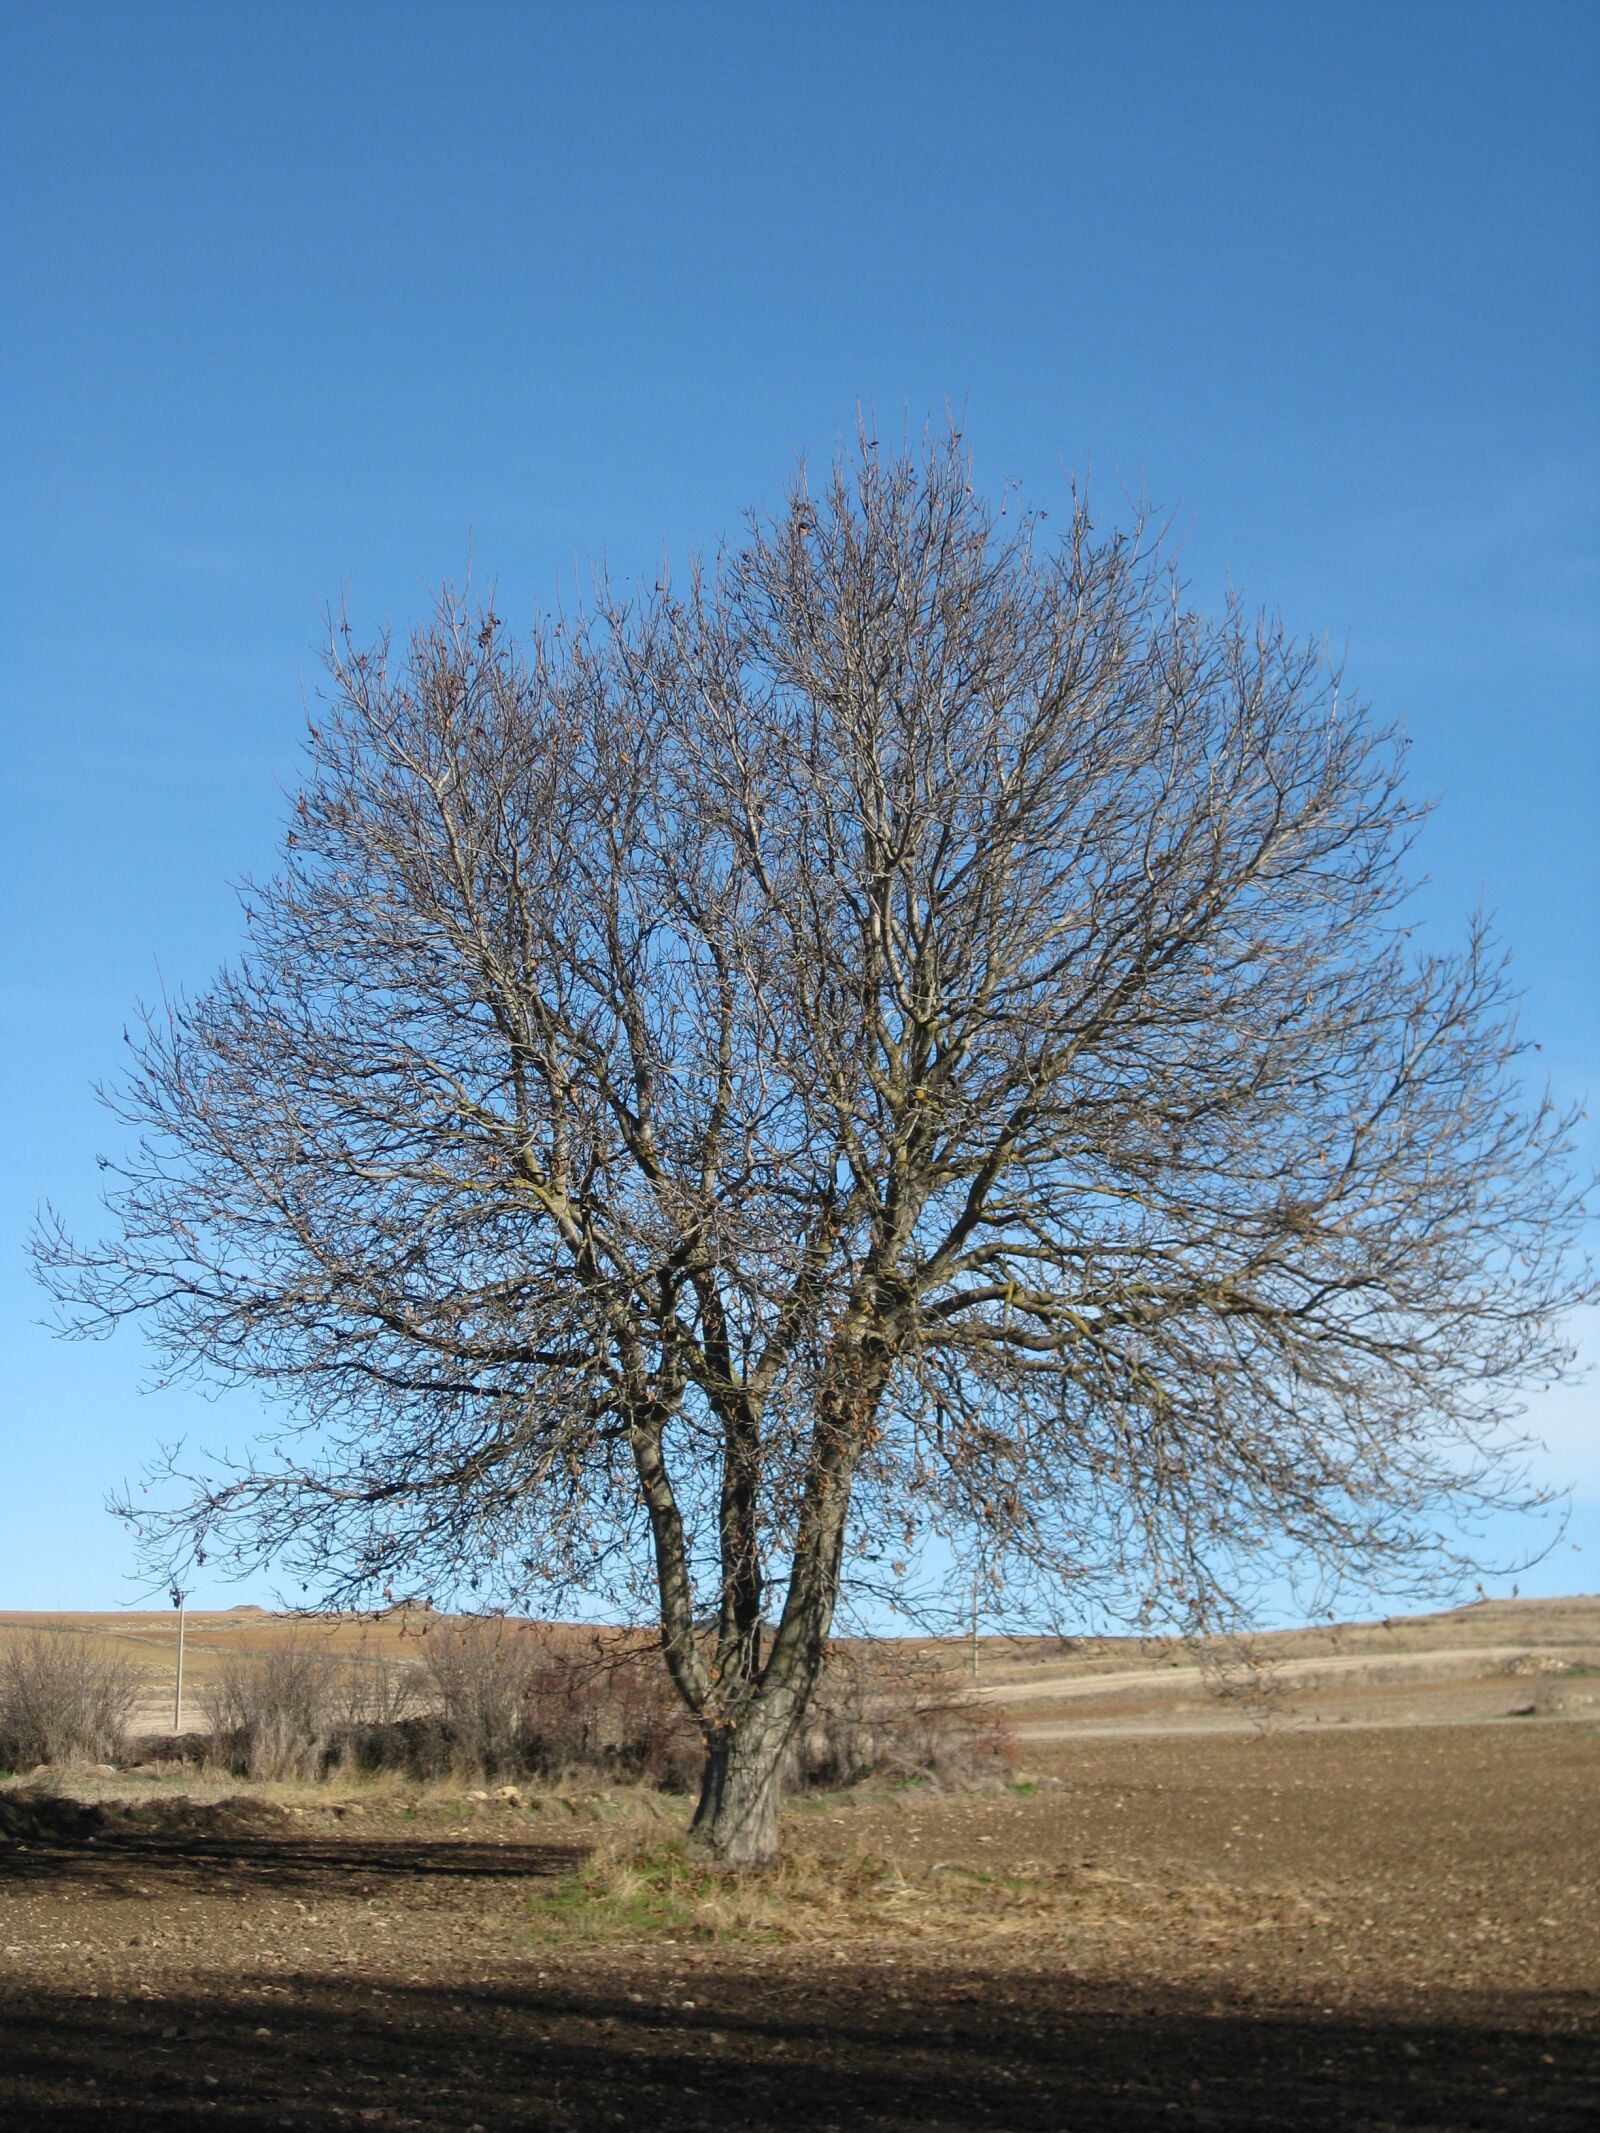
<box><xmin>688</xmin><ymin>1368</ymin><xmax>867</xmax><ymax>1868</ymax></box>
<box><xmin>689</xmin><ymin>1709</ymin><xmax>792</xmax><ymax>1869</ymax></box>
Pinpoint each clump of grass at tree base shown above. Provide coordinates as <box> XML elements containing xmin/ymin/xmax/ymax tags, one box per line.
<box><xmin>524</xmin><ymin>1827</ymin><xmax>1340</xmax><ymax>1950</ymax></box>
<box><xmin>524</xmin><ymin>1834</ymin><xmax>909</xmax><ymax>1945</ymax></box>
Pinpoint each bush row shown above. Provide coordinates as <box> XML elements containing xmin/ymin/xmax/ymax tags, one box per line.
<box><xmin>198</xmin><ymin>1623</ymin><xmax>699</xmax><ymax>1785</ymax></box>
<box><xmin>4</xmin><ymin>1621</ymin><xmax>1011</xmax><ymax>1793</ymax></box>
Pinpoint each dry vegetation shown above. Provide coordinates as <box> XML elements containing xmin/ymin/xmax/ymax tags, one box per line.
<box><xmin>0</xmin><ymin>1611</ymin><xmax>1011</xmax><ymax>1800</ymax></box>
<box><xmin>0</xmin><ymin>1628</ymin><xmax>143</xmax><ymax>1769</ymax></box>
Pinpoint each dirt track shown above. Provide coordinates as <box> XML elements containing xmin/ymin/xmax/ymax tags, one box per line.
<box><xmin>2</xmin><ymin>1721</ymin><xmax>1596</xmax><ymax>2130</ymax></box>
<box><xmin>983</xmin><ymin>1643</ymin><xmax>1575</xmax><ymax>1702</ymax></box>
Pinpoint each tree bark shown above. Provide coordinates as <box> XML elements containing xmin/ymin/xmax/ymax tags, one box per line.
<box><xmin>689</xmin><ymin>1709</ymin><xmax>793</xmax><ymax>1868</ymax></box>
<box><xmin>686</xmin><ymin>1353</ymin><xmax>880</xmax><ymax>1866</ymax></box>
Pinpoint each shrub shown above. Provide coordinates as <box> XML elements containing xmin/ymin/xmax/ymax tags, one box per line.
<box><xmin>0</xmin><ymin>1629</ymin><xmax>143</xmax><ymax>1770</ymax></box>
<box><xmin>199</xmin><ymin>1637</ymin><xmax>425</xmax><ymax>1780</ymax></box>
<box><xmin>418</xmin><ymin>1621</ymin><xmax>698</xmax><ymax>1786</ymax></box>
<box><xmin>790</xmin><ymin>1648</ymin><xmax>1013</xmax><ymax>1791</ymax></box>
<box><xmin>417</xmin><ymin>1619</ymin><xmax>538</xmax><ymax>1776</ymax></box>
<box><xmin>193</xmin><ymin>1621</ymin><xmax>695</xmax><ymax>1786</ymax></box>
<box><xmin>126</xmin><ymin>1729</ymin><xmax>209</xmax><ymax>1768</ymax></box>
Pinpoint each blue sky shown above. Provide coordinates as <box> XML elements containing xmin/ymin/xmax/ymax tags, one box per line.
<box><xmin>2</xmin><ymin>1</ymin><xmax>1595</xmax><ymax>1615</ymax></box>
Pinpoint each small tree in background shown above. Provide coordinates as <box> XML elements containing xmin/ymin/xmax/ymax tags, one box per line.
<box><xmin>37</xmin><ymin>429</ymin><xmax>1591</xmax><ymax>1863</ymax></box>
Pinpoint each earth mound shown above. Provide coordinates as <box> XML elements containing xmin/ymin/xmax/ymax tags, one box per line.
<box><xmin>0</xmin><ymin>1789</ymin><xmax>289</xmax><ymax>1846</ymax></box>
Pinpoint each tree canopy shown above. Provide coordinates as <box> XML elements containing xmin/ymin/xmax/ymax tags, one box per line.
<box><xmin>39</xmin><ymin>433</ymin><xmax>1591</xmax><ymax>1859</ymax></box>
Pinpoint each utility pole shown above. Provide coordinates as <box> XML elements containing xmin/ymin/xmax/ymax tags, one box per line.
<box><xmin>970</xmin><ymin>1569</ymin><xmax>980</xmax><ymax>1685</ymax></box>
<box><xmin>171</xmin><ymin>1586</ymin><xmax>187</xmax><ymax>1734</ymax></box>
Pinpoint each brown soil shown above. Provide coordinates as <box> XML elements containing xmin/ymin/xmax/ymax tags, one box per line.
<box><xmin>3</xmin><ymin>1722</ymin><xmax>1596</xmax><ymax>2130</ymax></box>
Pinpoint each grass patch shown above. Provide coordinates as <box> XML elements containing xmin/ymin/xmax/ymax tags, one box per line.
<box><xmin>522</xmin><ymin>1829</ymin><xmax>1341</xmax><ymax>1952</ymax></box>
<box><xmin>524</xmin><ymin>1836</ymin><xmax>906</xmax><ymax>1946</ymax></box>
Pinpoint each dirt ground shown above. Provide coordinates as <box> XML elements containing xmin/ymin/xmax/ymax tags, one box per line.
<box><xmin>2</xmin><ymin>1719</ymin><xmax>1596</xmax><ymax>2132</ymax></box>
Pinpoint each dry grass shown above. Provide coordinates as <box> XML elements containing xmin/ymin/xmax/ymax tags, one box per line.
<box><xmin>522</xmin><ymin>1824</ymin><xmax>1335</xmax><ymax>1952</ymax></box>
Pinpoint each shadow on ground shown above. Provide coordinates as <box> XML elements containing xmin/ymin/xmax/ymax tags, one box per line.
<box><xmin>0</xmin><ymin>1793</ymin><xmax>579</xmax><ymax>1896</ymax></box>
<box><xmin>3</xmin><ymin>1966</ymin><xmax>1595</xmax><ymax>2131</ymax></box>
<box><xmin>0</xmin><ymin>1829</ymin><xmax>578</xmax><ymax>1897</ymax></box>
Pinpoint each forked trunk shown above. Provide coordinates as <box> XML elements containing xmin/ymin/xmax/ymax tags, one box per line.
<box><xmin>685</xmin><ymin>1376</ymin><xmax>862</xmax><ymax>1868</ymax></box>
<box><xmin>689</xmin><ymin>1709</ymin><xmax>790</xmax><ymax>1869</ymax></box>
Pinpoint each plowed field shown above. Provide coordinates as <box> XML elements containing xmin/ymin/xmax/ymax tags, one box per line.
<box><xmin>3</xmin><ymin>1720</ymin><xmax>1596</xmax><ymax>2130</ymax></box>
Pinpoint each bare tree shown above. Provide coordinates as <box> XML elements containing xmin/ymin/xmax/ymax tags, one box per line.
<box><xmin>36</xmin><ymin>431</ymin><xmax>1591</xmax><ymax>1863</ymax></box>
